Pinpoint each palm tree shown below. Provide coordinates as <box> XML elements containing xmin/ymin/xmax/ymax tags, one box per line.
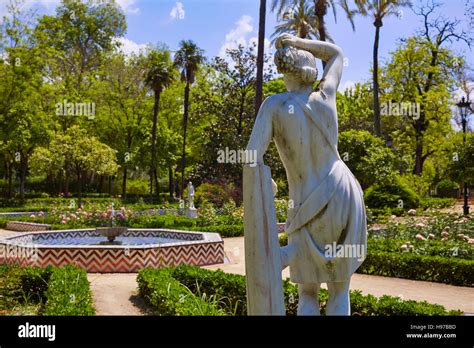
<box><xmin>145</xmin><ymin>47</ymin><xmax>175</xmax><ymax>201</ymax></box>
<box><xmin>271</xmin><ymin>0</ymin><xmax>361</xmax><ymax>42</ymax></box>
<box><xmin>358</xmin><ymin>0</ymin><xmax>411</xmax><ymax>137</ymax></box>
<box><xmin>272</xmin><ymin>0</ymin><xmax>317</xmax><ymax>40</ymax></box>
<box><xmin>174</xmin><ymin>40</ymin><xmax>205</xmax><ymax>199</ymax></box>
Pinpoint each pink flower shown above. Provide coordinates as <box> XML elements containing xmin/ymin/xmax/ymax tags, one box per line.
<box><xmin>407</xmin><ymin>209</ymin><xmax>417</xmax><ymax>215</ymax></box>
<box><xmin>415</xmin><ymin>234</ymin><xmax>426</xmax><ymax>241</ymax></box>
<box><xmin>444</xmin><ymin>226</ymin><xmax>450</xmax><ymax>231</ymax></box>
<box><xmin>468</xmin><ymin>239</ymin><xmax>474</xmax><ymax>244</ymax></box>
<box><xmin>441</xmin><ymin>231</ymin><xmax>449</xmax><ymax>237</ymax></box>
<box><xmin>415</xmin><ymin>223</ymin><xmax>425</xmax><ymax>228</ymax></box>
<box><xmin>441</xmin><ymin>237</ymin><xmax>448</xmax><ymax>242</ymax></box>
<box><xmin>428</xmin><ymin>233</ymin><xmax>435</xmax><ymax>239</ymax></box>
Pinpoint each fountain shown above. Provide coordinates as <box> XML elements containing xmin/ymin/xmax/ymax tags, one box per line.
<box><xmin>95</xmin><ymin>203</ymin><xmax>128</xmax><ymax>245</ymax></box>
<box><xmin>0</xmin><ymin>204</ymin><xmax>224</xmax><ymax>272</ymax></box>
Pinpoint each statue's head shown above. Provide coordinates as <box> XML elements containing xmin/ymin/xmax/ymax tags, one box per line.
<box><xmin>274</xmin><ymin>45</ymin><xmax>318</xmax><ymax>91</ymax></box>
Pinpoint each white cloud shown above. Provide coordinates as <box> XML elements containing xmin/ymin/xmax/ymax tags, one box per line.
<box><xmin>116</xmin><ymin>0</ymin><xmax>140</xmax><ymax>14</ymax></box>
<box><xmin>0</xmin><ymin>0</ymin><xmax>140</xmax><ymax>17</ymax></box>
<box><xmin>219</xmin><ymin>15</ymin><xmax>254</xmax><ymax>57</ymax></box>
<box><xmin>114</xmin><ymin>37</ymin><xmax>148</xmax><ymax>56</ymax></box>
<box><xmin>170</xmin><ymin>1</ymin><xmax>185</xmax><ymax>20</ymax></box>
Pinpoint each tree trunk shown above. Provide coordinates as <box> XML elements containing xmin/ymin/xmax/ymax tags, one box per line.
<box><xmin>168</xmin><ymin>166</ymin><xmax>174</xmax><ymax>199</ymax></box>
<box><xmin>19</xmin><ymin>156</ymin><xmax>27</xmax><ymax>203</ymax></box>
<box><xmin>413</xmin><ymin>133</ymin><xmax>423</xmax><ymax>176</ymax></box>
<box><xmin>122</xmin><ymin>167</ymin><xmax>128</xmax><ymax>199</ymax></box>
<box><xmin>255</xmin><ymin>0</ymin><xmax>266</xmax><ymax>117</ymax></box>
<box><xmin>315</xmin><ymin>0</ymin><xmax>327</xmax><ymax>69</ymax></box>
<box><xmin>77</xmin><ymin>173</ymin><xmax>83</xmax><ymax>209</ymax></box>
<box><xmin>181</xmin><ymin>82</ymin><xmax>190</xmax><ymax>199</ymax></box>
<box><xmin>150</xmin><ymin>90</ymin><xmax>161</xmax><ymax>198</ymax></box>
<box><xmin>108</xmin><ymin>176</ymin><xmax>113</xmax><ymax>197</ymax></box>
<box><xmin>7</xmin><ymin>161</ymin><xmax>12</xmax><ymax>199</ymax></box>
<box><xmin>154</xmin><ymin>167</ymin><xmax>160</xmax><ymax>203</ymax></box>
<box><xmin>373</xmin><ymin>21</ymin><xmax>382</xmax><ymax>137</ymax></box>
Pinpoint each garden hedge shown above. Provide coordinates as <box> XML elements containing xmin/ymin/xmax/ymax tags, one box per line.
<box><xmin>138</xmin><ymin>266</ymin><xmax>462</xmax><ymax>316</ymax></box>
<box><xmin>43</xmin><ymin>266</ymin><xmax>95</xmax><ymax>316</ymax></box>
<box><xmin>358</xmin><ymin>250</ymin><xmax>473</xmax><ymax>287</ymax></box>
<box><xmin>137</xmin><ymin>268</ymin><xmax>225</xmax><ymax>316</ymax></box>
<box><xmin>0</xmin><ymin>265</ymin><xmax>95</xmax><ymax>316</ymax></box>
<box><xmin>280</xmin><ymin>235</ymin><xmax>473</xmax><ymax>287</ymax></box>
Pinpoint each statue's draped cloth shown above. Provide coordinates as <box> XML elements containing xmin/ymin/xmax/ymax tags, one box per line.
<box><xmin>283</xmin><ymin>95</ymin><xmax>367</xmax><ymax>284</ymax></box>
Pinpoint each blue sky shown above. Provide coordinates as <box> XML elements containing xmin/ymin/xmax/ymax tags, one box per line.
<box><xmin>1</xmin><ymin>0</ymin><xmax>472</xmax><ymax>93</ymax></box>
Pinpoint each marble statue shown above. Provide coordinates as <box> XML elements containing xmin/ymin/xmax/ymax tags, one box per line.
<box><xmin>186</xmin><ymin>181</ymin><xmax>197</xmax><ymax>219</ymax></box>
<box><xmin>244</xmin><ymin>33</ymin><xmax>367</xmax><ymax>315</ymax></box>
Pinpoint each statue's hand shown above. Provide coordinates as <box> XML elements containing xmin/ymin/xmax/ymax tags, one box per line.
<box><xmin>275</xmin><ymin>33</ymin><xmax>298</xmax><ymax>49</ymax></box>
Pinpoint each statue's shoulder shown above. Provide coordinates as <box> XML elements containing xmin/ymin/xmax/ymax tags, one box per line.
<box><xmin>262</xmin><ymin>92</ymin><xmax>292</xmax><ymax>110</ymax></box>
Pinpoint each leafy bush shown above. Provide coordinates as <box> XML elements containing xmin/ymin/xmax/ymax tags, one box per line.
<box><xmin>338</xmin><ymin>130</ymin><xmax>397</xmax><ymax>189</ymax></box>
<box><xmin>436</xmin><ymin>179</ymin><xmax>460</xmax><ymax>198</ymax></box>
<box><xmin>365</xmin><ymin>177</ymin><xmax>420</xmax><ymax>209</ymax></box>
<box><xmin>420</xmin><ymin>197</ymin><xmax>456</xmax><ymax>209</ymax></box>
<box><xmin>162</xmin><ymin>266</ymin><xmax>461</xmax><ymax>316</ymax></box>
<box><xmin>43</xmin><ymin>266</ymin><xmax>95</xmax><ymax>316</ymax></box>
<box><xmin>194</xmin><ymin>183</ymin><xmax>232</xmax><ymax>208</ymax></box>
<box><xmin>137</xmin><ymin>268</ymin><xmax>225</xmax><ymax>315</ymax></box>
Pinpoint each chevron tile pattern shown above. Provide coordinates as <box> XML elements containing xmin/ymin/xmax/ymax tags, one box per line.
<box><xmin>6</xmin><ymin>221</ymin><xmax>51</xmax><ymax>232</ymax></box>
<box><xmin>0</xmin><ymin>229</ymin><xmax>224</xmax><ymax>272</ymax></box>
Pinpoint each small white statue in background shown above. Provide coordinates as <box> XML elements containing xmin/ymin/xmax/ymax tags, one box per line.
<box><xmin>187</xmin><ymin>182</ymin><xmax>195</xmax><ymax>209</ymax></box>
<box><xmin>186</xmin><ymin>182</ymin><xmax>197</xmax><ymax>219</ymax></box>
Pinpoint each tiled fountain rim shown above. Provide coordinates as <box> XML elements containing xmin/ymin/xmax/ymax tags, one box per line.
<box><xmin>1</xmin><ymin>228</ymin><xmax>223</xmax><ymax>249</ymax></box>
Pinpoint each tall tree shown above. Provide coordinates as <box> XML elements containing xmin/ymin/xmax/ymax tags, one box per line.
<box><xmin>271</xmin><ymin>0</ymin><xmax>360</xmax><ymax>41</ymax></box>
<box><xmin>358</xmin><ymin>0</ymin><xmax>411</xmax><ymax>137</ymax></box>
<box><xmin>255</xmin><ymin>0</ymin><xmax>267</xmax><ymax>115</ymax></box>
<box><xmin>96</xmin><ymin>53</ymin><xmax>151</xmax><ymax>199</ymax></box>
<box><xmin>174</xmin><ymin>40</ymin><xmax>205</xmax><ymax>198</ymax></box>
<box><xmin>30</xmin><ymin>126</ymin><xmax>118</xmax><ymax>208</ymax></box>
<box><xmin>145</xmin><ymin>47</ymin><xmax>175</xmax><ymax>201</ymax></box>
<box><xmin>272</xmin><ymin>0</ymin><xmax>317</xmax><ymax>40</ymax></box>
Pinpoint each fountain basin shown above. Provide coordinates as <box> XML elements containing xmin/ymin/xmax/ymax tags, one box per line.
<box><xmin>0</xmin><ymin>228</ymin><xmax>224</xmax><ymax>273</ymax></box>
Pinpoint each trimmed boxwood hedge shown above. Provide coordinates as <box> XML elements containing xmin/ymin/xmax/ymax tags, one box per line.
<box><xmin>138</xmin><ymin>266</ymin><xmax>462</xmax><ymax>316</ymax></box>
<box><xmin>279</xmin><ymin>235</ymin><xmax>473</xmax><ymax>287</ymax></box>
<box><xmin>0</xmin><ymin>265</ymin><xmax>95</xmax><ymax>316</ymax></box>
<box><xmin>137</xmin><ymin>268</ymin><xmax>225</xmax><ymax>316</ymax></box>
<box><xmin>43</xmin><ymin>266</ymin><xmax>95</xmax><ymax>316</ymax></box>
<box><xmin>358</xmin><ymin>250</ymin><xmax>473</xmax><ymax>287</ymax></box>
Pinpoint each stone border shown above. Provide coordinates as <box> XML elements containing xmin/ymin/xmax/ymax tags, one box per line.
<box><xmin>5</xmin><ymin>221</ymin><xmax>51</xmax><ymax>232</ymax></box>
<box><xmin>0</xmin><ymin>228</ymin><xmax>224</xmax><ymax>273</ymax></box>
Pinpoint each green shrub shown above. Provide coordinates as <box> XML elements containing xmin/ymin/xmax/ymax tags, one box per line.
<box><xmin>338</xmin><ymin>130</ymin><xmax>397</xmax><ymax>189</ymax></box>
<box><xmin>194</xmin><ymin>183</ymin><xmax>232</xmax><ymax>208</ymax></box>
<box><xmin>165</xmin><ymin>266</ymin><xmax>461</xmax><ymax>316</ymax></box>
<box><xmin>436</xmin><ymin>180</ymin><xmax>460</xmax><ymax>198</ymax></box>
<box><xmin>358</xmin><ymin>250</ymin><xmax>473</xmax><ymax>287</ymax></box>
<box><xmin>419</xmin><ymin>197</ymin><xmax>456</xmax><ymax>209</ymax></box>
<box><xmin>137</xmin><ymin>268</ymin><xmax>225</xmax><ymax>315</ymax></box>
<box><xmin>365</xmin><ymin>177</ymin><xmax>420</xmax><ymax>209</ymax></box>
<box><xmin>186</xmin><ymin>224</ymin><xmax>244</xmax><ymax>237</ymax></box>
<box><xmin>20</xmin><ymin>266</ymin><xmax>53</xmax><ymax>303</ymax></box>
<box><xmin>43</xmin><ymin>266</ymin><xmax>95</xmax><ymax>316</ymax></box>
<box><xmin>280</xmin><ymin>234</ymin><xmax>472</xmax><ymax>286</ymax></box>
